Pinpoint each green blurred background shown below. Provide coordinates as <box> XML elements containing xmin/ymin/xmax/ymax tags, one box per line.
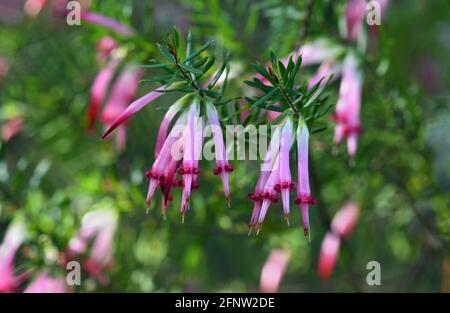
<box><xmin>0</xmin><ymin>0</ymin><xmax>449</xmax><ymax>292</ymax></box>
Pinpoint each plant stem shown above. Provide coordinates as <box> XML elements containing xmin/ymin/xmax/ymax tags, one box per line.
<box><xmin>173</xmin><ymin>54</ymin><xmax>204</xmax><ymax>98</ymax></box>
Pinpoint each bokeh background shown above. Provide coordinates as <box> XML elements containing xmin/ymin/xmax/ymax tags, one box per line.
<box><xmin>0</xmin><ymin>0</ymin><xmax>449</xmax><ymax>292</ymax></box>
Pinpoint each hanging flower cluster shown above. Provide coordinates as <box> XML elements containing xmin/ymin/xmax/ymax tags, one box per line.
<box><xmin>281</xmin><ymin>41</ymin><xmax>363</xmax><ymax>158</ymax></box>
<box><xmin>101</xmin><ymin>30</ymin><xmax>233</xmax><ymax>220</ymax></box>
<box><xmin>86</xmin><ymin>37</ymin><xmax>143</xmax><ymax>151</ymax></box>
<box><xmin>244</xmin><ymin>52</ymin><xmax>333</xmax><ymax>238</ymax></box>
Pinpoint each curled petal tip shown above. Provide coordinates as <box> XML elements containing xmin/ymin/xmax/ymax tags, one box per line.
<box><xmin>181</xmin><ymin>213</ymin><xmax>185</xmax><ymax>224</ymax></box>
<box><xmin>256</xmin><ymin>225</ymin><xmax>261</xmax><ymax>236</ymax></box>
<box><xmin>248</xmin><ymin>225</ymin><xmax>253</xmax><ymax>236</ymax></box>
<box><xmin>226</xmin><ymin>196</ymin><xmax>231</xmax><ymax>208</ymax></box>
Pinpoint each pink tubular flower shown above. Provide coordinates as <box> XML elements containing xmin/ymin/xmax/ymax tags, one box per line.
<box><xmin>207</xmin><ymin>102</ymin><xmax>233</xmax><ymax>206</ymax></box>
<box><xmin>332</xmin><ymin>53</ymin><xmax>363</xmax><ymax>157</ymax></box>
<box><xmin>0</xmin><ymin>222</ymin><xmax>26</xmax><ymax>292</ymax></box>
<box><xmin>101</xmin><ymin>85</ymin><xmax>167</xmax><ymax>140</ymax></box>
<box><xmin>155</xmin><ymin>97</ymin><xmax>186</xmax><ymax>159</ymax></box>
<box><xmin>86</xmin><ymin>58</ymin><xmax>119</xmax><ymax>131</ymax></box>
<box><xmin>1</xmin><ymin>116</ymin><xmax>23</xmax><ymax>142</ymax></box>
<box><xmin>249</xmin><ymin>119</ymin><xmax>297</xmax><ymax>233</ymax></box>
<box><xmin>248</xmin><ymin>124</ymin><xmax>281</xmax><ymax>233</ymax></box>
<box><xmin>260</xmin><ymin>249</ymin><xmax>290</xmax><ymax>293</ymax></box>
<box><xmin>318</xmin><ymin>202</ymin><xmax>359</xmax><ymax>280</ymax></box>
<box><xmin>144</xmin><ymin>111</ymin><xmax>187</xmax><ymax>212</ymax></box>
<box><xmin>345</xmin><ymin>0</ymin><xmax>367</xmax><ymax>42</ymax></box>
<box><xmin>307</xmin><ymin>61</ymin><xmax>342</xmax><ymax>90</ymax></box>
<box><xmin>331</xmin><ymin>202</ymin><xmax>359</xmax><ymax>238</ymax></box>
<box><xmin>96</xmin><ymin>36</ymin><xmax>118</xmax><ymax>61</ymax></box>
<box><xmin>289</xmin><ymin>39</ymin><xmax>343</xmax><ymax>67</ymax></box>
<box><xmin>100</xmin><ymin>65</ymin><xmax>143</xmax><ymax>151</ymax></box>
<box><xmin>180</xmin><ymin>102</ymin><xmax>200</xmax><ymax>216</ymax></box>
<box><xmin>278</xmin><ymin>118</ymin><xmax>294</xmax><ymax>224</ymax></box>
<box><xmin>24</xmin><ymin>273</ymin><xmax>67</xmax><ymax>293</ymax></box>
<box><xmin>67</xmin><ymin>209</ymin><xmax>118</xmax><ymax>285</ymax></box>
<box><xmin>295</xmin><ymin>121</ymin><xmax>316</xmax><ymax>240</ymax></box>
<box><xmin>80</xmin><ymin>11</ymin><xmax>134</xmax><ymax>36</ymax></box>
<box><xmin>318</xmin><ymin>233</ymin><xmax>341</xmax><ymax>280</ymax></box>
<box><xmin>23</xmin><ymin>0</ymin><xmax>47</xmax><ymax>17</ymax></box>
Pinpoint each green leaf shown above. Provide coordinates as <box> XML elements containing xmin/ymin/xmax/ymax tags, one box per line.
<box><xmin>304</xmin><ymin>75</ymin><xmax>333</xmax><ymax>108</ymax></box>
<box><xmin>179</xmin><ymin>63</ymin><xmax>203</xmax><ymax>75</ymax></box>
<box><xmin>156</xmin><ymin>43</ymin><xmax>175</xmax><ymax>63</ymax></box>
<box><xmin>139</xmin><ymin>74</ymin><xmax>177</xmax><ymax>83</ymax></box>
<box><xmin>254</xmin><ymin>63</ymin><xmax>277</xmax><ymax>85</ymax></box>
<box><xmin>251</xmin><ymin>87</ymin><xmax>279</xmax><ymax>108</ymax></box>
<box><xmin>311</xmin><ymin>126</ymin><xmax>328</xmax><ymax>134</ymax></box>
<box><xmin>265</xmin><ymin>104</ymin><xmax>284</xmax><ymax>112</ymax></box>
<box><xmin>208</xmin><ymin>56</ymin><xmax>229</xmax><ymax>89</ymax></box>
<box><xmin>140</xmin><ymin>63</ymin><xmax>174</xmax><ymax>69</ymax></box>
<box><xmin>278</xmin><ymin>60</ymin><xmax>287</xmax><ymax>81</ymax></box>
<box><xmin>184</xmin><ymin>41</ymin><xmax>212</xmax><ymax>64</ymax></box>
<box><xmin>269</xmin><ymin>50</ymin><xmax>278</xmax><ymax>73</ymax></box>
<box><xmin>186</xmin><ymin>32</ymin><xmax>194</xmax><ymax>64</ymax></box>
<box><xmin>244</xmin><ymin>79</ymin><xmax>273</xmax><ymax>93</ymax></box>
<box><xmin>172</xmin><ymin>27</ymin><xmax>180</xmax><ymax>50</ymax></box>
<box><xmin>287</xmin><ymin>54</ymin><xmax>302</xmax><ymax>88</ymax></box>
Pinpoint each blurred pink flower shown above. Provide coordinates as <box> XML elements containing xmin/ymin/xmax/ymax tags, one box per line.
<box><xmin>345</xmin><ymin>0</ymin><xmax>367</xmax><ymax>42</ymax></box>
<box><xmin>307</xmin><ymin>61</ymin><xmax>342</xmax><ymax>90</ymax></box>
<box><xmin>96</xmin><ymin>36</ymin><xmax>118</xmax><ymax>61</ymax></box>
<box><xmin>291</xmin><ymin>40</ymin><xmax>343</xmax><ymax>67</ymax></box>
<box><xmin>318</xmin><ymin>233</ymin><xmax>341</xmax><ymax>280</ymax></box>
<box><xmin>331</xmin><ymin>202</ymin><xmax>359</xmax><ymax>238</ymax></box>
<box><xmin>332</xmin><ymin>53</ymin><xmax>363</xmax><ymax>157</ymax></box>
<box><xmin>86</xmin><ymin>58</ymin><xmax>120</xmax><ymax>131</ymax></box>
<box><xmin>81</xmin><ymin>11</ymin><xmax>134</xmax><ymax>36</ymax></box>
<box><xmin>68</xmin><ymin>209</ymin><xmax>118</xmax><ymax>285</ymax></box>
<box><xmin>23</xmin><ymin>0</ymin><xmax>47</xmax><ymax>17</ymax></box>
<box><xmin>1</xmin><ymin>117</ymin><xmax>23</xmax><ymax>142</ymax></box>
<box><xmin>0</xmin><ymin>222</ymin><xmax>26</xmax><ymax>292</ymax></box>
<box><xmin>100</xmin><ymin>65</ymin><xmax>143</xmax><ymax>151</ymax></box>
<box><xmin>260</xmin><ymin>249</ymin><xmax>290</xmax><ymax>293</ymax></box>
<box><xmin>24</xmin><ymin>273</ymin><xmax>66</xmax><ymax>293</ymax></box>
<box><xmin>318</xmin><ymin>202</ymin><xmax>359</xmax><ymax>280</ymax></box>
